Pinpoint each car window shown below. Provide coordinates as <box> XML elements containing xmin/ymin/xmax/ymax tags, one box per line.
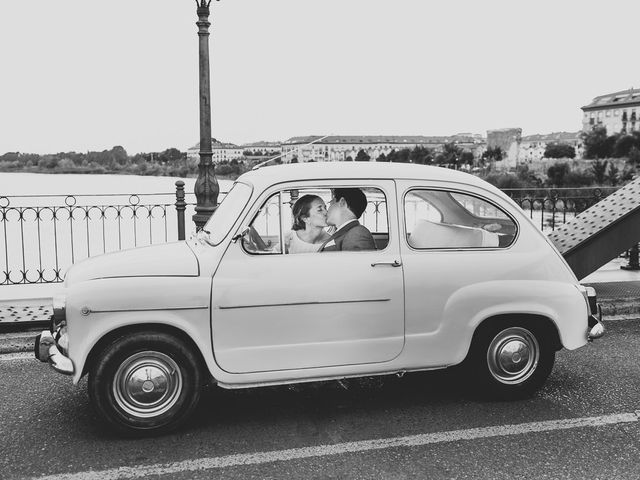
<box><xmin>242</xmin><ymin>192</ymin><xmax>283</xmax><ymax>254</ymax></box>
<box><xmin>242</xmin><ymin>186</ymin><xmax>388</xmax><ymax>255</ymax></box>
<box><xmin>405</xmin><ymin>189</ymin><xmax>516</xmax><ymax>249</ymax></box>
<box><xmin>204</xmin><ymin>181</ymin><xmax>252</xmax><ymax>245</ymax></box>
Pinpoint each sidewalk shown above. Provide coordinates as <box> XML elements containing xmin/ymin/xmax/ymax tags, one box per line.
<box><xmin>1</xmin><ymin>257</ymin><xmax>639</xmax><ymax>354</ymax></box>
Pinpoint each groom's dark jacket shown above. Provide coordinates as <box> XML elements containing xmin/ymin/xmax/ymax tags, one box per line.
<box><xmin>321</xmin><ymin>220</ymin><xmax>376</xmax><ymax>252</ymax></box>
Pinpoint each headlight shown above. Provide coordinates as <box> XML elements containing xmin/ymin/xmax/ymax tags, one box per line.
<box><xmin>52</xmin><ymin>293</ymin><xmax>66</xmax><ymax>328</ymax></box>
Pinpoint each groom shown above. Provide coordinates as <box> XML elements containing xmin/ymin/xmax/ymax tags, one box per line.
<box><xmin>321</xmin><ymin>188</ymin><xmax>376</xmax><ymax>251</ymax></box>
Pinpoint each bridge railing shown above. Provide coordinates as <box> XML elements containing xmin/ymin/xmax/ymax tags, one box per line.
<box><xmin>501</xmin><ymin>186</ymin><xmax>619</xmax><ymax>232</ymax></box>
<box><xmin>0</xmin><ymin>182</ymin><xmax>229</xmax><ymax>286</ymax></box>
<box><xmin>0</xmin><ymin>184</ymin><xmax>626</xmax><ymax>286</ymax></box>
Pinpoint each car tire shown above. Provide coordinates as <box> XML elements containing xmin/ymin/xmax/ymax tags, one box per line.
<box><xmin>465</xmin><ymin>320</ymin><xmax>555</xmax><ymax>399</ymax></box>
<box><xmin>88</xmin><ymin>330</ymin><xmax>202</xmax><ymax>436</ymax></box>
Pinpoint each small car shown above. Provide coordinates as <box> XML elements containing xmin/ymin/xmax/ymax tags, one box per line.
<box><xmin>35</xmin><ymin>162</ymin><xmax>605</xmax><ymax>435</ymax></box>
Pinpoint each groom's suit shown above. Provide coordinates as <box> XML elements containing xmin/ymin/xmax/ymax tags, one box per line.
<box><xmin>320</xmin><ymin>220</ymin><xmax>376</xmax><ymax>252</ymax></box>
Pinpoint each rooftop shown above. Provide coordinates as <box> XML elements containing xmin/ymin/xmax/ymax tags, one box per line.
<box><xmin>188</xmin><ymin>138</ymin><xmax>241</xmax><ymax>150</ymax></box>
<box><xmin>282</xmin><ymin>135</ymin><xmax>482</xmax><ymax>145</ymax></box>
<box><xmin>521</xmin><ymin>131</ymin><xmax>582</xmax><ymax>143</ymax></box>
<box><xmin>582</xmin><ymin>88</ymin><xmax>640</xmax><ymax>110</ymax></box>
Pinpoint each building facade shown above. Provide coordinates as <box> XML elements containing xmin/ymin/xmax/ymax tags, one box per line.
<box><xmin>186</xmin><ymin>138</ymin><xmax>244</xmax><ymax>163</ymax></box>
<box><xmin>487</xmin><ymin>128</ymin><xmax>522</xmax><ymax>169</ymax></box>
<box><xmin>581</xmin><ymin>88</ymin><xmax>640</xmax><ymax>135</ymax></box>
<box><xmin>280</xmin><ymin>135</ymin><xmax>485</xmax><ymax>163</ymax></box>
<box><xmin>240</xmin><ymin>141</ymin><xmax>282</xmax><ymax>156</ymax></box>
<box><xmin>518</xmin><ymin>132</ymin><xmax>584</xmax><ymax>163</ymax></box>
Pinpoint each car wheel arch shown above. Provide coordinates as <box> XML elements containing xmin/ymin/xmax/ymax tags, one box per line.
<box><xmin>82</xmin><ymin>323</ymin><xmax>211</xmax><ymax>384</ymax></box>
<box><xmin>465</xmin><ymin>313</ymin><xmax>562</xmax><ymax>361</ymax></box>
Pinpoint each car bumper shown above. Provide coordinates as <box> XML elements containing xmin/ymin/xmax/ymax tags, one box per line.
<box><xmin>587</xmin><ymin>303</ymin><xmax>605</xmax><ymax>341</ymax></box>
<box><xmin>34</xmin><ymin>330</ymin><xmax>74</xmax><ymax>375</ymax></box>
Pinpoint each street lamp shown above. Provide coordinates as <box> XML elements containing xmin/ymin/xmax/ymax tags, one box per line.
<box><xmin>192</xmin><ymin>0</ymin><xmax>220</xmax><ymax>230</ymax></box>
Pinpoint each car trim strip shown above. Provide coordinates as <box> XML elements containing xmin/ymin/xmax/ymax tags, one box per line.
<box><xmin>90</xmin><ymin>306</ymin><xmax>209</xmax><ymax>313</ymax></box>
<box><xmin>218</xmin><ymin>298</ymin><xmax>391</xmax><ymax>310</ymax></box>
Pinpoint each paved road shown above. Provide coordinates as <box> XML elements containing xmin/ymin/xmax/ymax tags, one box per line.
<box><xmin>2</xmin><ymin>320</ymin><xmax>640</xmax><ymax>480</ymax></box>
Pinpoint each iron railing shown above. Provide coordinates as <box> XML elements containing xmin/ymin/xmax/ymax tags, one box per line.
<box><xmin>501</xmin><ymin>186</ymin><xmax>619</xmax><ymax>232</ymax></box>
<box><xmin>0</xmin><ymin>183</ymin><xmax>630</xmax><ymax>286</ymax></box>
<box><xmin>0</xmin><ymin>182</ymin><xmax>225</xmax><ymax>286</ymax></box>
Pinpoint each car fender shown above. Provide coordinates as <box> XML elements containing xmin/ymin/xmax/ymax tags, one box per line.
<box><xmin>64</xmin><ymin>276</ymin><xmax>215</xmax><ymax>384</ymax></box>
<box><xmin>439</xmin><ymin>280</ymin><xmax>588</xmax><ymax>365</ymax></box>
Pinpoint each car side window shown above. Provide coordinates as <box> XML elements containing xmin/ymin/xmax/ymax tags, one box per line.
<box><xmin>242</xmin><ymin>187</ymin><xmax>389</xmax><ymax>254</ymax></box>
<box><xmin>242</xmin><ymin>193</ymin><xmax>283</xmax><ymax>254</ymax></box>
<box><xmin>405</xmin><ymin>189</ymin><xmax>516</xmax><ymax>249</ymax></box>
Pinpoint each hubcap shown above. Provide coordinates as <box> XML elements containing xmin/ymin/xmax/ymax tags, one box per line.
<box><xmin>487</xmin><ymin>327</ymin><xmax>539</xmax><ymax>385</ymax></box>
<box><xmin>113</xmin><ymin>351</ymin><xmax>182</xmax><ymax>419</ymax></box>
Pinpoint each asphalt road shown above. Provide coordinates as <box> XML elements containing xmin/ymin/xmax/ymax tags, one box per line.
<box><xmin>2</xmin><ymin>320</ymin><xmax>640</xmax><ymax>480</ymax></box>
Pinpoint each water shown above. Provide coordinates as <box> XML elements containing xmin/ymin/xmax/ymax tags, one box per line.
<box><xmin>0</xmin><ymin>172</ymin><xmax>234</xmax><ymax>198</ymax></box>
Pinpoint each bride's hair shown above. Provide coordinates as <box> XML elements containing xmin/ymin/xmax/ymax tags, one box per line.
<box><xmin>291</xmin><ymin>194</ymin><xmax>322</xmax><ymax>231</ymax></box>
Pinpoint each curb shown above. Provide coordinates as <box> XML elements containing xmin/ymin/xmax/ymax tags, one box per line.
<box><xmin>0</xmin><ymin>332</ymin><xmax>36</xmax><ymax>355</ymax></box>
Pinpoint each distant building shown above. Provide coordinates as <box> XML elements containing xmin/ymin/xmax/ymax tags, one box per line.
<box><xmin>280</xmin><ymin>135</ymin><xmax>485</xmax><ymax>163</ymax></box>
<box><xmin>187</xmin><ymin>139</ymin><xmax>243</xmax><ymax>163</ymax></box>
<box><xmin>519</xmin><ymin>132</ymin><xmax>584</xmax><ymax>163</ymax></box>
<box><xmin>240</xmin><ymin>141</ymin><xmax>282</xmax><ymax>155</ymax></box>
<box><xmin>581</xmin><ymin>88</ymin><xmax>640</xmax><ymax>135</ymax></box>
<box><xmin>487</xmin><ymin>128</ymin><xmax>522</xmax><ymax>169</ymax></box>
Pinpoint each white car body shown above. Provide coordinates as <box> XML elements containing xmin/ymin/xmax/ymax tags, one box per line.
<box><xmin>36</xmin><ymin>163</ymin><xmax>604</xmax><ymax>434</ymax></box>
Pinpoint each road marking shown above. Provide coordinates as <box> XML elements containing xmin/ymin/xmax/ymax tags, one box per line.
<box><xmin>34</xmin><ymin>411</ymin><xmax>640</xmax><ymax>480</ymax></box>
<box><xmin>0</xmin><ymin>352</ymin><xmax>33</xmax><ymax>362</ymax></box>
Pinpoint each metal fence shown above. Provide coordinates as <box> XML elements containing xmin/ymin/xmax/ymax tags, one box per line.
<box><xmin>0</xmin><ymin>182</ymin><xmax>213</xmax><ymax>286</ymax></box>
<box><xmin>0</xmin><ymin>183</ymin><xmax>626</xmax><ymax>286</ymax></box>
<box><xmin>501</xmin><ymin>186</ymin><xmax>619</xmax><ymax>232</ymax></box>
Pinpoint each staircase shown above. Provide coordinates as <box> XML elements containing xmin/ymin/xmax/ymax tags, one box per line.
<box><xmin>548</xmin><ymin>176</ymin><xmax>640</xmax><ymax>280</ymax></box>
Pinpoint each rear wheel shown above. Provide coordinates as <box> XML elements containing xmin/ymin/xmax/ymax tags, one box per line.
<box><xmin>89</xmin><ymin>331</ymin><xmax>202</xmax><ymax>436</ymax></box>
<box><xmin>466</xmin><ymin>321</ymin><xmax>555</xmax><ymax>399</ymax></box>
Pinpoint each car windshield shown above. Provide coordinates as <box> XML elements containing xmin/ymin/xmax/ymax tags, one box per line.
<box><xmin>203</xmin><ymin>181</ymin><xmax>253</xmax><ymax>245</ymax></box>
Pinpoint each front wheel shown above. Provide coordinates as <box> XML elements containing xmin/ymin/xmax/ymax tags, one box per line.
<box><xmin>89</xmin><ymin>331</ymin><xmax>202</xmax><ymax>436</ymax></box>
<box><xmin>465</xmin><ymin>322</ymin><xmax>555</xmax><ymax>399</ymax></box>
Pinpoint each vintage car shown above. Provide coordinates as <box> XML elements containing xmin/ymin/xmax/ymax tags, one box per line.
<box><xmin>35</xmin><ymin>162</ymin><xmax>605</xmax><ymax>435</ymax></box>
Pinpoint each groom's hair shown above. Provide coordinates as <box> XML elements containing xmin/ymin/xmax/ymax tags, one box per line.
<box><xmin>333</xmin><ymin>188</ymin><xmax>368</xmax><ymax>219</ymax></box>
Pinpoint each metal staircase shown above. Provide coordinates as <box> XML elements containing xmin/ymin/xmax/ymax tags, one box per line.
<box><xmin>548</xmin><ymin>176</ymin><xmax>640</xmax><ymax>280</ymax></box>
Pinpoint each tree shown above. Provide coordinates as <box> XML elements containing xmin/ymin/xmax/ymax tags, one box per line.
<box><xmin>460</xmin><ymin>151</ymin><xmax>474</xmax><ymax>165</ymax></box>
<box><xmin>410</xmin><ymin>146</ymin><xmax>433</xmax><ymax>165</ymax></box>
<box><xmin>582</xmin><ymin>127</ymin><xmax>612</xmax><ymax>159</ymax></box>
<box><xmin>157</xmin><ymin>148</ymin><xmax>183</xmax><ymax>163</ymax></box>
<box><xmin>591</xmin><ymin>160</ymin><xmax>608</xmax><ymax>184</ymax></box>
<box><xmin>544</xmin><ymin>143</ymin><xmax>576</xmax><ymax>159</ymax></box>
<box><xmin>613</xmin><ymin>135</ymin><xmax>640</xmax><ymax>158</ymax></box>
<box><xmin>628</xmin><ymin>146</ymin><xmax>640</xmax><ymax>165</ymax></box>
<box><xmin>386</xmin><ymin>149</ymin><xmax>411</xmax><ymax>163</ymax></box>
<box><xmin>546</xmin><ymin>162</ymin><xmax>570</xmax><ymax>187</ymax></box>
<box><xmin>354</xmin><ymin>149</ymin><xmax>371</xmax><ymax>162</ymax></box>
<box><xmin>482</xmin><ymin>146</ymin><xmax>503</xmax><ymax>162</ymax></box>
<box><xmin>441</xmin><ymin>142</ymin><xmax>463</xmax><ymax>166</ymax></box>
<box><xmin>606</xmin><ymin>162</ymin><xmax>619</xmax><ymax>185</ymax></box>
<box><xmin>110</xmin><ymin>146</ymin><xmax>129</xmax><ymax>165</ymax></box>
<box><xmin>376</xmin><ymin>152</ymin><xmax>388</xmax><ymax>162</ymax></box>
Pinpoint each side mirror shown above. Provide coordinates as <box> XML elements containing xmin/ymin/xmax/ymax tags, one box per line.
<box><xmin>232</xmin><ymin>225</ymin><xmax>250</xmax><ymax>243</ymax></box>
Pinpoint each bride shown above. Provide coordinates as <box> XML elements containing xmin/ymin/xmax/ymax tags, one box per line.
<box><xmin>285</xmin><ymin>194</ymin><xmax>332</xmax><ymax>254</ymax></box>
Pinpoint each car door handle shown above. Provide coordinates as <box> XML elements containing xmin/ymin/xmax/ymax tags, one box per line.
<box><xmin>371</xmin><ymin>260</ymin><xmax>402</xmax><ymax>267</ymax></box>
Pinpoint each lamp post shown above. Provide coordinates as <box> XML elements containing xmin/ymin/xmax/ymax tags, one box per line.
<box><xmin>192</xmin><ymin>0</ymin><xmax>219</xmax><ymax>230</ymax></box>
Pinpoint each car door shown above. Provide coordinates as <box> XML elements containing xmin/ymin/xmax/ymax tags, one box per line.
<box><xmin>397</xmin><ymin>179</ymin><xmax>520</xmax><ymax>365</ymax></box>
<box><xmin>210</xmin><ymin>180</ymin><xmax>405</xmax><ymax>374</ymax></box>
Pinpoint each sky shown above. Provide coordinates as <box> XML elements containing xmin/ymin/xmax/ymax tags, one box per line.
<box><xmin>1</xmin><ymin>0</ymin><xmax>639</xmax><ymax>155</ymax></box>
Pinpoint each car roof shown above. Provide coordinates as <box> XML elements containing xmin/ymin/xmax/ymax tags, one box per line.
<box><xmin>237</xmin><ymin>162</ymin><xmax>500</xmax><ymax>195</ymax></box>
